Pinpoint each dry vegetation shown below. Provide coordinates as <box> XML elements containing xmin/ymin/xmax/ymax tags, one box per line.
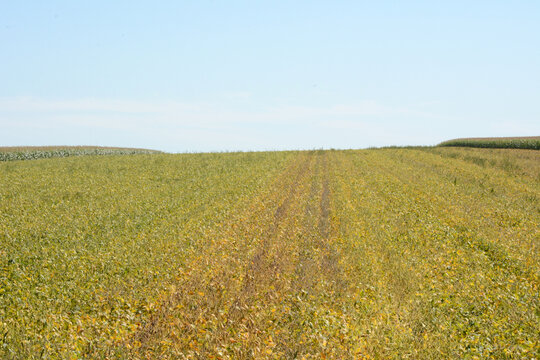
<box><xmin>0</xmin><ymin>148</ymin><xmax>538</xmax><ymax>358</ymax></box>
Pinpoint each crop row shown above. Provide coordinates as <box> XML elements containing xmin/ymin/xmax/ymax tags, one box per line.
<box><xmin>329</xmin><ymin>148</ymin><xmax>538</xmax><ymax>358</ymax></box>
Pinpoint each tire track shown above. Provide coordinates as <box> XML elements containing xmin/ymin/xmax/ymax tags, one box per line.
<box><xmin>129</xmin><ymin>152</ymin><xmax>314</xmax><ymax>358</ymax></box>
<box><xmin>130</xmin><ymin>151</ymin><xmax>357</xmax><ymax>358</ymax></box>
<box><xmin>278</xmin><ymin>151</ymin><xmax>352</xmax><ymax>358</ymax></box>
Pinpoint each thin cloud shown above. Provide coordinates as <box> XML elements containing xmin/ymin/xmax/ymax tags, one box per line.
<box><xmin>0</xmin><ymin>96</ymin><xmax>461</xmax><ymax>151</ymax></box>
<box><xmin>0</xmin><ymin>96</ymin><xmax>434</xmax><ymax>123</ymax></box>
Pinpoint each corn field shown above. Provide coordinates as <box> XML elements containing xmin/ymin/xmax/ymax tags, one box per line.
<box><xmin>0</xmin><ymin>146</ymin><xmax>159</xmax><ymax>162</ymax></box>
<box><xmin>439</xmin><ymin>137</ymin><xmax>540</xmax><ymax>150</ymax></box>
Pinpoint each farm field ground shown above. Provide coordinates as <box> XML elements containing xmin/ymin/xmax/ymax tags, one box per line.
<box><xmin>0</xmin><ymin>148</ymin><xmax>538</xmax><ymax>359</ymax></box>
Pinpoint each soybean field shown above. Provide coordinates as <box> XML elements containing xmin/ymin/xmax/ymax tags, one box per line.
<box><xmin>0</xmin><ymin>148</ymin><xmax>538</xmax><ymax>359</ymax></box>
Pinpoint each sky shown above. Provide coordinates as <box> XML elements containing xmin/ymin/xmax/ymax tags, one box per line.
<box><xmin>1</xmin><ymin>1</ymin><xmax>539</xmax><ymax>152</ymax></box>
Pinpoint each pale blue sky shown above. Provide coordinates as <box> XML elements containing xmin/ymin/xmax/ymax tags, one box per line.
<box><xmin>1</xmin><ymin>1</ymin><xmax>539</xmax><ymax>152</ymax></box>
